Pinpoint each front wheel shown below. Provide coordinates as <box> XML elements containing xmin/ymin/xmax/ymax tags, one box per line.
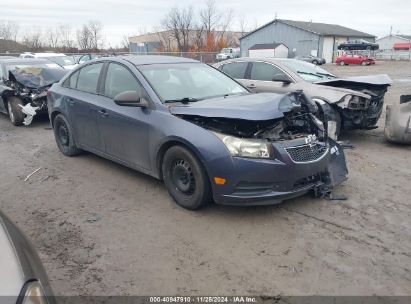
<box><xmin>339</xmin><ymin>61</ymin><xmax>346</xmax><ymax>66</ymax></box>
<box><xmin>162</xmin><ymin>146</ymin><xmax>211</xmax><ymax>210</ymax></box>
<box><xmin>52</xmin><ymin>114</ymin><xmax>82</xmax><ymax>156</ymax></box>
<box><xmin>361</xmin><ymin>61</ymin><xmax>368</xmax><ymax>66</ymax></box>
<box><xmin>312</xmin><ymin>60</ymin><xmax>318</xmax><ymax>65</ymax></box>
<box><xmin>7</xmin><ymin>97</ymin><xmax>24</xmax><ymax>126</ymax></box>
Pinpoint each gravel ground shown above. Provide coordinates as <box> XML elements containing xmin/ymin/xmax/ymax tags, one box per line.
<box><xmin>0</xmin><ymin>60</ymin><xmax>410</xmax><ymax>296</ymax></box>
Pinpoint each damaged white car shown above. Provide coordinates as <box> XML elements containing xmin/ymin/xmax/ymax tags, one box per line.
<box><xmin>0</xmin><ymin>58</ymin><xmax>67</xmax><ymax>126</ymax></box>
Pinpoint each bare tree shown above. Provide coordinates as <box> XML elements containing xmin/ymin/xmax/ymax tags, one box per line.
<box><xmin>121</xmin><ymin>35</ymin><xmax>130</xmax><ymax>50</ymax></box>
<box><xmin>199</xmin><ymin>0</ymin><xmax>220</xmax><ymax>33</ymax></box>
<box><xmin>162</xmin><ymin>6</ymin><xmax>194</xmax><ymax>52</ymax></box>
<box><xmin>88</xmin><ymin>20</ymin><xmax>104</xmax><ymax>50</ymax></box>
<box><xmin>76</xmin><ymin>24</ymin><xmax>91</xmax><ymax>50</ymax></box>
<box><xmin>0</xmin><ymin>20</ymin><xmax>19</xmax><ymax>41</ymax></box>
<box><xmin>237</xmin><ymin>14</ymin><xmax>249</xmax><ymax>36</ymax></box>
<box><xmin>46</xmin><ymin>28</ymin><xmax>59</xmax><ymax>48</ymax></box>
<box><xmin>22</xmin><ymin>29</ymin><xmax>43</xmax><ymax>50</ymax></box>
<box><xmin>58</xmin><ymin>24</ymin><xmax>75</xmax><ymax>49</ymax></box>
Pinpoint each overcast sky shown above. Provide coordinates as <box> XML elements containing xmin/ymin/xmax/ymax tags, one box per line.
<box><xmin>2</xmin><ymin>0</ymin><xmax>411</xmax><ymax>47</ymax></box>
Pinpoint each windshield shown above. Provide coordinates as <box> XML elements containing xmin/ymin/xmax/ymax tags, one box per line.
<box><xmin>5</xmin><ymin>62</ymin><xmax>61</xmax><ymax>75</ymax></box>
<box><xmin>221</xmin><ymin>48</ymin><xmax>231</xmax><ymax>53</ymax></box>
<box><xmin>139</xmin><ymin>62</ymin><xmax>248</xmax><ymax>103</ymax></box>
<box><xmin>45</xmin><ymin>56</ymin><xmax>76</xmax><ymax>67</ymax></box>
<box><xmin>281</xmin><ymin>60</ymin><xmax>336</xmax><ymax>82</ymax></box>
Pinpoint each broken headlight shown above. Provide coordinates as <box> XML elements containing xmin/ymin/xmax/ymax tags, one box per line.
<box><xmin>341</xmin><ymin>95</ymin><xmax>369</xmax><ymax>110</ymax></box>
<box><xmin>214</xmin><ymin>133</ymin><xmax>272</xmax><ymax>159</ymax></box>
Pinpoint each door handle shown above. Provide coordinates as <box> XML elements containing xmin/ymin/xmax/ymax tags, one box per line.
<box><xmin>98</xmin><ymin>109</ymin><xmax>108</xmax><ymax>117</ymax></box>
<box><xmin>247</xmin><ymin>84</ymin><xmax>256</xmax><ymax>89</ymax></box>
<box><xmin>68</xmin><ymin>98</ymin><xmax>75</xmax><ymax>106</ymax></box>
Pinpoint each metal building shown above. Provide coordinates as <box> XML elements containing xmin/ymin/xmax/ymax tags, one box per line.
<box><xmin>240</xmin><ymin>19</ymin><xmax>376</xmax><ymax>63</ymax></box>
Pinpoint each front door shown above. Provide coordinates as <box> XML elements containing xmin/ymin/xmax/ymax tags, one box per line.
<box><xmin>97</xmin><ymin>62</ymin><xmax>150</xmax><ymax>170</ymax></box>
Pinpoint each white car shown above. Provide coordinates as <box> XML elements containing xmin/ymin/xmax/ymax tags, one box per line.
<box><xmin>19</xmin><ymin>52</ymin><xmax>77</xmax><ymax>70</ymax></box>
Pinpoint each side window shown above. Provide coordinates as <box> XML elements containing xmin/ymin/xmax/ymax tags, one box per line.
<box><xmin>221</xmin><ymin>62</ymin><xmax>248</xmax><ymax>79</ymax></box>
<box><xmin>0</xmin><ymin>66</ymin><xmax>3</xmax><ymax>79</ymax></box>
<box><xmin>76</xmin><ymin>63</ymin><xmax>103</xmax><ymax>94</ymax></box>
<box><xmin>104</xmin><ymin>63</ymin><xmax>142</xmax><ymax>99</ymax></box>
<box><xmin>250</xmin><ymin>62</ymin><xmax>287</xmax><ymax>81</ymax></box>
<box><xmin>69</xmin><ymin>71</ymin><xmax>79</xmax><ymax>89</ymax></box>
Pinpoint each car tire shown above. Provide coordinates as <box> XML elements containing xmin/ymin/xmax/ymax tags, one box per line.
<box><xmin>361</xmin><ymin>61</ymin><xmax>368</xmax><ymax>66</ymax></box>
<box><xmin>162</xmin><ymin>145</ymin><xmax>211</xmax><ymax>210</ymax></box>
<box><xmin>312</xmin><ymin>60</ymin><xmax>318</xmax><ymax>65</ymax></box>
<box><xmin>52</xmin><ymin>114</ymin><xmax>82</xmax><ymax>156</ymax></box>
<box><xmin>339</xmin><ymin>61</ymin><xmax>346</xmax><ymax>66</ymax></box>
<box><xmin>366</xmin><ymin>46</ymin><xmax>371</xmax><ymax>50</ymax></box>
<box><xmin>7</xmin><ymin>97</ymin><xmax>24</xmax><ymax>126</ymax></box>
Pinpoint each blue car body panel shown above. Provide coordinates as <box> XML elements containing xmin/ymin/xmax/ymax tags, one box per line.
<box><xmin>48</xmin><ymin>56</ymin><xmax>347</xmax><ymax>206</ymax></box>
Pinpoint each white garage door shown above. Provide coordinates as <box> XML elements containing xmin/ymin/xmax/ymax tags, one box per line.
<box><xmin>323</xmin><ymin>37</ymin><xmax>334</xmax><ymax>63</ymax></box>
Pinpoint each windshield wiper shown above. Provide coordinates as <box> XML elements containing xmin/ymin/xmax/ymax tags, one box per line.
<box><xmin>315</xmin><ymin>72</ymin><xmax>336</xmax><ymax>78</ymax></box>
<box><xmin>164</xmin><ymin>97</ymin><xmax>200</xmax><ymax>104</ymax></box>
<box><xmin>297</xmin><ymin>71</ymin><xmax>324</xmax><ymax>78</ymax></box>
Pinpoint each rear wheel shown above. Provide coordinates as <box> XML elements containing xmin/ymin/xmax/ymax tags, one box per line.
<box><xmin>7</xmin><ymin>97</ymin><xmax>24</xmax><ymax>126</ymax></box>
<box><xmin>312</xmin><ymin>60</ymin><xmax>318</xmax><ymax>65</ymax></box>
<box><xmin>162</xmin><ymin>146</ymin><xmax>211</xmax><ymax>210</ymax></box>
<box><xmin>52</xmin><ymin>114</ymin><xmax>82</xmax><ymax>156</ymax></box>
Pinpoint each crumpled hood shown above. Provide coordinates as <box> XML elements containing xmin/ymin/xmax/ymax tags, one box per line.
<box><xmin>315</xmin><ymin>74</ymin><xmax>392</xmax><ymax>87</ymax></box>
<box><xmin>169</xmin><ymin>93</ymin><xmax>288</xmax><ymax>121</ymax></box>
<box><xmin>9</xmin><ymin>67</ymin><xmax>67</xmax><ymax>89</ymax></box>
<box><xmin>311</xmin><ymin>74</ymin><xmax>392</xmax><ymax>103</ymax></box>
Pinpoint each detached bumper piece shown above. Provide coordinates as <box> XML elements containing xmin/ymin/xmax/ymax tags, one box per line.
<box><xmin>19</xmin><ymin>104</ymin><xmax>40</xmax><ymax>126</ymax></box>
<box><xmin>384</xmin><ymin>95</ymin><xmax>411</xmax><ymax>144</ymax></box>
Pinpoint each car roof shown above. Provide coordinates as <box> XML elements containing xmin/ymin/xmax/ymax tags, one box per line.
<box><xmin>0</xmin><ymin>58</ymin><xmax>52</xmax><ymax>65</ymax></box>
<box><xmin>218</xmin><ymin>57</ymin><xmax>302</xmax><ymax>65</ymax></box>
<box><xmin>115</xmin><ymin>55</ymin><xmax>200</xmax><ymax>66</ymax></box>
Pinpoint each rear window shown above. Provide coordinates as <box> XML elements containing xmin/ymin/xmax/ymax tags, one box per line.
<box><xmin>76</xmin><ymin>63</ymin><xmax>103</xmax><ymax>94</ymax></box>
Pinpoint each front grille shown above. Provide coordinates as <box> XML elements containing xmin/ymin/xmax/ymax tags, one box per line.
<box><xmin>285</xmin><ymin>143</ymin><xmax>328</xmax><ymax>163</ymax></box>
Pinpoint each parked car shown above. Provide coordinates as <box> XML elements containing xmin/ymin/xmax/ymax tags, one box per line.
<box><xmin>337</xmin><ymin>39</ymin><xmax>379</xmax><ymax>51</ymax></box>
<box><xmin>76</xmin><ymin>53</ymin><xmax>100</xmax><ymax>64</ymax></box>
<box><xmin>216</xmin><ymin>48</ymin><xmax>240</xmax><ymax>61</ymax></box>
<box><xmin>214</xmin><ymin>58</ymin><xmax>391</xmax><ymax>139</ymax></box>
<box><xmin>19</xmin><ymin>53</ymin><xmax>77</xmax><ymax>70</ymax></box>
<box><xmin>0</xmin><ymin>210</ymin><xmax>54</xmax><ymax>304</ymax></box>
<box><xmin>48</xmin><ymin>55</ymin><xmax>348</xmax><ymax>210</ymax></box>
<box><xmin>385</xmin><ymin>94</ymin><xmax>411</xmax><ymax>144</ymax></box>
<box><xmin>295</xmin><ymin>55</ymin><xmax>326</xmax><ymax>65</ymax></box>
<box><xmin>336</xmin><ymin>54</ymin><xmax>375</xmax><ymax>66</ymax></box>
<box><xmin>0</xmin><ymin>58</ymin><xmax>67</xmax><ymax>126</ymax></box>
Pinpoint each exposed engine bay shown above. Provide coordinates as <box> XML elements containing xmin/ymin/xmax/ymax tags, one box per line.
<box><xmin>179</xmin><ymin>91</ymin><xmax>326</xmax><ymax>142</ymax></box>
<box><xmin>3</xmin><ymin>67</ymin><xmax>66</xmax><ymax>125</ymax></box>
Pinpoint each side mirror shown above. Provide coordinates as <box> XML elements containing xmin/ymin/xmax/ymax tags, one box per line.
<box><xmin>114</xmin><ymin>91</ymin><xmax>148</xmax><ymax>107</ymax></box>
<box><xmin>272</xmin><ymin>74</ymin><xmax>292</xmax><ymax>84</ymax></box>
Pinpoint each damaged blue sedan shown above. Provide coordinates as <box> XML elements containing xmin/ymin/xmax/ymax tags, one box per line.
<box><xmin>48</xmin><ymin>56</ymin><xmax>348</xmax><ymax>210</ymax></box>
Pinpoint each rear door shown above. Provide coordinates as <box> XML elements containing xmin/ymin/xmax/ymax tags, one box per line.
<box><xmin>67</xmin><ymin>62</ymin><xmax>105</xmax><ymax>152</ymax></box>
<box><xmin>246</xmin><ymin>61</ymin><xmax>297</xmax><ymax>94</ymax></box>
<box><xmin>97</xmin><ymin>62</ymin><xmax>151</xmax><ymax>170</ymax></box>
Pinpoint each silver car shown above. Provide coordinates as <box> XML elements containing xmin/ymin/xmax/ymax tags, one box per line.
<box><xmin>385</xmin><ymin>95</ymin><xmax>411</xmax><ymax>144</ymax></box>
<box><xmin>0</xmin><ymin>211</ymin><xmax>54</xmax><ymax>304</ymax></box>
<box><xmin>214</xmin><ymin>58</ymin><xmax>391</xmax><ymax>139</ymax></box>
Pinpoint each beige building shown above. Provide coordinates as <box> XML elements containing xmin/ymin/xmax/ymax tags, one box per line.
<box><xmin>129</xmin><ymin>30</ymin><xmax>243</xmax><ymax>53</ymax></box>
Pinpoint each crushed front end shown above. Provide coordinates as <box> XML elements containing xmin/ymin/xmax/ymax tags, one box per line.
<box><xmin>5</xmin><ymin>67</ymin><xmax>66</xmax><ymax>126</ymax></box>
<box><xmin>179</xmin><ymin>91</ymin><xmax>348</xmax><ymax>205</ymax></box>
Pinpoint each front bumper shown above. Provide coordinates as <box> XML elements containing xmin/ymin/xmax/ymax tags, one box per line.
<box><xmin>205</xmin><ymin>139</ymin><xmax>347</xmax><ymax>206</ymax></box>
